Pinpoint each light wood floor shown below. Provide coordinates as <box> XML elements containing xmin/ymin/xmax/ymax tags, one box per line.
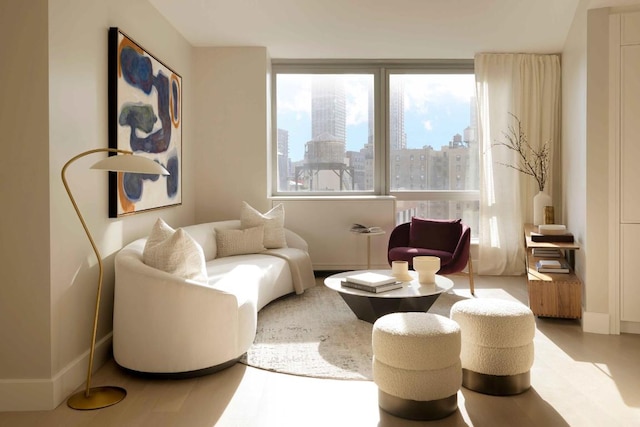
<box><xmin>2</xmin><ymin>275</ymin><xmax>640</xmax><ymax>427</ymax></box>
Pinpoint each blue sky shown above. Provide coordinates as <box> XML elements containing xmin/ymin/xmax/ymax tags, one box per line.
<box><xmin>277</xmin><ymin>74</ymin><xmax>475</xmax><ymax>162</ymax></box>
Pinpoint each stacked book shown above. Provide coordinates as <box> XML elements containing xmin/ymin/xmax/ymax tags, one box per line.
<box><xmin>532</xmin><ymin>247</ymin><xmax>562</xmax><ymax>258</ymax></box>
<box><xmin>535</xmin><ymin>259</ymin><xmax>570</xmax><ymax>274</ymax></box>
<box><xmin>342</xmin><ymin>272</ymin><xmax>402</xmax><ymax>293</ymax></box>
<box><xmin>530</xmin><ymin>232</ymin><xmax>574</xmax><ymax>243</ymax></box>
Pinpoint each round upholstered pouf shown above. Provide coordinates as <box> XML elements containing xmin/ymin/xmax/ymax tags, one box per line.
<box><xmin>450</xmin><ymin>298</ymin><xmax>535</xmax><ymax>395</ymax></box>
<box><xmin>372</xmin><ymin>312</ymin><xmax>461</xmax><ymax>420</ymax></box>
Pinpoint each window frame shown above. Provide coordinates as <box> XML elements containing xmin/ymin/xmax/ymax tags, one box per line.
<box><xmin>270</xmin><ymin>59</ymin><xmax>479</xmax><ymax>207</ymax></box>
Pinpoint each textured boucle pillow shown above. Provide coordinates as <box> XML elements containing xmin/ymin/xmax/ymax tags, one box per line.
<box><xmin>142</xmin><ymin>219</ymin><xmax>208</xmax><ymax>283</ymax></box>
<box><xmin>215</xmin><ymin>225</ymin><xmax>267</xmax><ymax>258</ymax></box>
<box><xmin>240</xmin><ymin>201</ymin><xmax>287</xmax><ymax>249</ymax></box>
<box><xmin>145</xmin><ymin>217</ymin><xmax>175</xmax><ymax>248</ymax></box>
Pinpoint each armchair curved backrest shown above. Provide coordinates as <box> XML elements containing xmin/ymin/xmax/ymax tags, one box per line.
<box><xmin>387</xmin><ymin>217</ymin><xmax>474</xmax><ymax>294</ymax></box>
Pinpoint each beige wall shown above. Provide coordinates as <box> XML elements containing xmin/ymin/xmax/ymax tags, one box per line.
<box><xmin>563</xmin><ymin>2</ymin><xmax>612</xmax><ymax>332</ymax></box>
<box><xmin>193</xmin><ymin>47</ymin><xmax>271</xmax><ymax>222</ymax></box>
<box><xmin>0</xmin><ymin>0</ymin><xmax>194</xmax><ymax>410</ymax></box>
<box><xmin>585</xmin><ymin>7</ymin><xmax>614</xmax><ymax>323</ymax></box>
<box><xmin>0</xmin><ymin>0</ymin><xmax>51</xmax><ymax>385</ymax></box>
<box><xmin>563</xmin><ymin>1</ymin><xmax>640</xmax><ymax>333</ymax></box>
<box><xmin>562</xmin><ymin>1</ymin><xmax>588</xmax><ymax>292</ymax></box>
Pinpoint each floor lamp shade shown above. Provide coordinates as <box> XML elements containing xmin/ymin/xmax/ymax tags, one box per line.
<box><xmin>62</xmin><ymin>148</ymin><xmax>169</xmax><ymax>410</ymax></box>
<box><xmin>91</xmin><ymin>153</ymin><xmax>170</xmax><ymax>175</ymax></box>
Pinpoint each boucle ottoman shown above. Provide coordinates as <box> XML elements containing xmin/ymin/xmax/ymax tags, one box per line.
<box><xmin>450</xmin><ymin>298</ymin><xmax>535</xmax><ymax>396</ymax></box>
<box><xmin>372</xmin><ymin>312</ymin><xmax>461</xmax><ymax>420</ymax></box>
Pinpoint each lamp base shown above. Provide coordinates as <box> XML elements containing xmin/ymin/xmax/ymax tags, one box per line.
<box><xmin>67</xmin><ymin>386</ymin><xmax>126</xmax><ymax>410</ymax></box>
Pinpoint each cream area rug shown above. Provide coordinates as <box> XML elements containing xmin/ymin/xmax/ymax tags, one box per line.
<box><xmin>239</xmin><ymin>281</ymin><xmax>468</xmax><ymax>381</ymax></box>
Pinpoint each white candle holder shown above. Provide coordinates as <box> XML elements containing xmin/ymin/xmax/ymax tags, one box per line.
<box><xmin>413</xmin><ymin>256</ymin><xmax>440</xmax><ymax>284</ymax></box>
<box><xmin>391</xmin><ymin>260</ymin><xmax>413</xmax><ymax>281</ymax></box>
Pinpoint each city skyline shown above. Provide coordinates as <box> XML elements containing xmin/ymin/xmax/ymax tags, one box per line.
<box><xmin>276</xmin><ymin>74</ymin><xmax>476</xmax><ymax>162</ymax></box>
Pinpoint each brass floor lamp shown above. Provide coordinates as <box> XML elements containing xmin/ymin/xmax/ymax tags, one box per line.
<box><xmin>62</xmin><ymin>148</ymin><xmax>169</xmax><ymax>410</ymax></box>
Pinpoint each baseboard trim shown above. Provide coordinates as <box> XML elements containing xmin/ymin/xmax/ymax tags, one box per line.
<box><xmin>582</xmin><ymin>311</ymin><xmax>611</xmax><ymax>334</ymax></box>
<box><xmin>621</xmin><ymin>321</ymin><xmax>640</xmax><ymax>334</ymax></box>
<box><xmin>0</xmin><ymin>333</ymin><xmax>113</xmax><ymax>411</ymax></box>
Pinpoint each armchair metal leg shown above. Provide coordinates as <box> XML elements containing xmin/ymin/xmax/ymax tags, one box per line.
<box><xmin>468</xmin><ymin>255</ymin><xmax>475</xmax><ymax>295</ymax></box>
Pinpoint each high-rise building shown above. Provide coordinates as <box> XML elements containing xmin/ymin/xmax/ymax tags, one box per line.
<box><xmin>311</xmin><ymin>75</ymin><xmax>346</xmax><ymax>142</ymax></box>
<box><xmin>367</xmin><ymin>85</ymin><xmax>374</xmax><ymax>145</ymax></box>
<box><xmin>277</xmin><ymin>128</ymin><xmax>290</xmax><ymax>191</ymax></box>
<box><xmin>389</xmin><ymin>79</ymin><xmax>406</xmax><ymax>150</ymax></box>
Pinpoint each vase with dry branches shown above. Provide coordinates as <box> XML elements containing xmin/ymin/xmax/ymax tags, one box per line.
<box><xmin>494</xmin><ymin>113</ymin><xmax>552</xmax><ymax>225</ymax></box>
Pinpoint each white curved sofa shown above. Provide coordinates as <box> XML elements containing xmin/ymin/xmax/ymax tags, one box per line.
<box><xmin>113</xmin><ymin>219</ymin><xmax>315</xmax><ymax>376</ymax></box>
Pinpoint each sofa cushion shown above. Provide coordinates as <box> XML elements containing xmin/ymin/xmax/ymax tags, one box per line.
<box><xmin>409</xmin><ymin>217</ymin><xmax>462</xmax><ymax>253</ymax></box>
<box><xmin>143</xmin><ymin>220</ymin><xmax>208</xmax><ymax>283</ymax></box>
<box><xmin>215</xmin><ymin>225</ymin><xmax>267</xmax><ymax>258</ymax></box>
<box><xmin>145</xmin><ymin>217</ymin><xmax>175</xmax><ymax>248</ymax></box>
<box><xmin>240</xmin><ymin>201</ymin><xmax>287</xmax><ymax>249</ymax></box>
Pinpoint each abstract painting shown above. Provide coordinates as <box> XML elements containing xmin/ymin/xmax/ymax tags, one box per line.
<box><xmin>108</xmin><ymin>27</ymin><xmax>182</xmax><ymax>217</ymax></box>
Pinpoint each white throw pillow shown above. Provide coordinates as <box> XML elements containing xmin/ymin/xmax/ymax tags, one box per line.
<box><xmin>145</xmin><ymin>217</ymin><xmax>175</xmax><ymax>248</ymax></box>
<box><xmin>143</xmin><ymin>219</ymin><xmax>208</xmax><ymax>283</ymax></box>
<box><xmin>240</xmin><ymin>201</ymin><xmax>287</xmax><ymax>249</ymax></box>
<box><xmin>215</xmin><ymin>225</ymin><xmax>267</xmax><ymax>258</ymax></box>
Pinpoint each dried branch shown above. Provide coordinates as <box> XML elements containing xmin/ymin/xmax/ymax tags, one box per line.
<box><xmin>493</xmin><ymin>113</ymin><xmax>550</xmax><ymax>192</ymax></box>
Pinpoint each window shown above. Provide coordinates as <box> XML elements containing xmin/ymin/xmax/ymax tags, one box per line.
<box><xmin>272</xmin><ymin>61</ymin><xmax>479</xmax><ymax>236</ymax></box>
<box><xmin>274</xmin><ymin>72</ymin><xmax>374</xmax><ymax>192</ymax></box>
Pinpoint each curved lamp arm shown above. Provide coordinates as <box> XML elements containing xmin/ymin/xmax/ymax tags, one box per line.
<box><xmin>62</xmin><ymin>148</ymin><xmax>168</xmax><ymax>410</ymax></box>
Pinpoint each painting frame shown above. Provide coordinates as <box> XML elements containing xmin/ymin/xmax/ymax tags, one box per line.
<box><xmin>108</xmin><ymin>27</ymin><xmax>182</xmax><ymax>218</ymax></box>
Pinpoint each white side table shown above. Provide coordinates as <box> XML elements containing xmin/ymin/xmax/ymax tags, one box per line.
<box><xmin>351</xmin><ymin>230</ymin><xmax>386</xmax><ymax>269</ymax></box>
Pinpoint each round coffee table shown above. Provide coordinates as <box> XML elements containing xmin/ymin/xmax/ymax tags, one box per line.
<box><xmin>324</xmin><ymin>270</ymin><xmax>454</xmax><ymax>323</ymax></box>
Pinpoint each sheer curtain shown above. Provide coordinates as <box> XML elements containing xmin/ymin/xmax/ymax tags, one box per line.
<box><xmin>475</xmin><ymin>53</ymin><xmax>561</xmax><ymax>275</ymax></box>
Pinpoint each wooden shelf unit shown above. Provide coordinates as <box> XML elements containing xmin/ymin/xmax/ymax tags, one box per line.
<box><xmin>524</xmin><ymin>224</ymin><xmax>582</xmax><ymax>319</ymax></box>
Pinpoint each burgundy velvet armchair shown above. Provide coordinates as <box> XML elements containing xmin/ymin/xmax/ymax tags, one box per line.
<box><xmin>387</xmin><ymin>217</ymin><xmax>474</xmax><ymax>294</ymax></box>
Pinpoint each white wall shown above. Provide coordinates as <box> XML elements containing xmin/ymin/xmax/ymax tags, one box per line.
<box><xmin>563</xmin><ymin>2</ymin><xmax>613</xmax><ymax>333</ymax></box>
<box><xmin>563</xmin><ymin>1</ymin><xmax>640</xmax><ymax>333</ymax></box>
<box><xmin>585</xmin><ymin>7</ymin><xmax>614</xmax><ymax>327</ymax></box>
<box><xmin>0</xmin><ymin>0</ymin><xmax>194</xmax><ymax>411</ymax></box>
<box><xmin>193</xmin><ymin>47</ymin><xmax>271</xmax><ymax>222</ymax></box>
<box><xmin>277</xmin><ymin>198</ymin><xmax>397</xmax><ymax>270</ymax></box>
<box><xmin>562</xmin><ymin>1</ymin><xmax>588</xmax><ymax>295</ymax></box>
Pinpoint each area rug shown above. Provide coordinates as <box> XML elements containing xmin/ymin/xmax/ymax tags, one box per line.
<box><xmin>239</xmin><ymin>283</ymin><xmax>468</xmax><ymax>381</ymax></box>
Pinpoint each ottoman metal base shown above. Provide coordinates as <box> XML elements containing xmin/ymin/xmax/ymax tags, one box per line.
<box><xmin>462</xmin><ymin>369</ymin><xmax>531</xmax><ymax>395</ymax></box>
<box><xmin>378</xmin><ymin>390</ymin><xmax>458</xmax><ymax>421</ymax></box>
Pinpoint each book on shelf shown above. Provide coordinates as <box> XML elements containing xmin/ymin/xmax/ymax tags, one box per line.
<box><xmin>532</xmin><ymin>247</ymin><xmax>562</xmax><ymax>257</ymax></box>
<box><xmin>537</xmin><ymin>259</ymin><xmax>561</xmax><ymax>268</ymax></box>
<box><xmin>530</xmin><ymin>232</ymin><xmax>574</xmax><ymax>243</ymax></box>
<box><xmin>535</xmin><ymin>259</ymin><xmax>570</xmax><ymax>273</ymax></box>
<box><xmin>537</xmin><ymin>224</ymin><xmax>567</xmax><ymax>235</ymax></box>
<box><xmin>350</xmin><ymin>223</ymin><xmax>383</xmax><ymax>233</ymax></box>
<box><xmin>341</xmin><ymin>279</ymin><xmax>403</xmax><ymax>293</ymax></box>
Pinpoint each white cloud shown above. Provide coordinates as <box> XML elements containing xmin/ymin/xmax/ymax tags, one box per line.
<box><xmin>344</xmin><ymin>75</ymin><xmax>371</xmax><ymax>126</ymax></box>
<box><xmin>277</xmin><ymin>75</ymin><xmax>311</xmax><ymax>115</ymax></box>
<box><xmin>277</xmin><ymin>74</ymin><xmax>372</xmax><ymax>126</ymax></box>
<box><xmin>423</xmin><ymin>120</ymin><xmax>433</xmax><ymax>131</ymax></box>
<box><xmin>398</xmin><ymin>74</ymin><xmax>475</xmax><ymax>114</ymax></box>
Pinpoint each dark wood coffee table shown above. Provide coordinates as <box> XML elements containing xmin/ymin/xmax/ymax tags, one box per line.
<box><xmin>324</xmin><ymin>270</ymin><xmax>454</xmax><ymax>323</ymax></box>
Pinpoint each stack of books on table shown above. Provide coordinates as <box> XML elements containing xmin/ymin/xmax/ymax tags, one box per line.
<box><xmin>535</xmin><ymin>259</ymin><xmax>570</xmax><ymax>274</ymax></box>
<box><xmin>532</xmin><ymin>247</ymin><xmax>562</xmax><ymax>258</ymax></box>
<box><xmin>342</xmin><ymin>272</ymin><xmax>402</xmax><ymax>293</ymax></box>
